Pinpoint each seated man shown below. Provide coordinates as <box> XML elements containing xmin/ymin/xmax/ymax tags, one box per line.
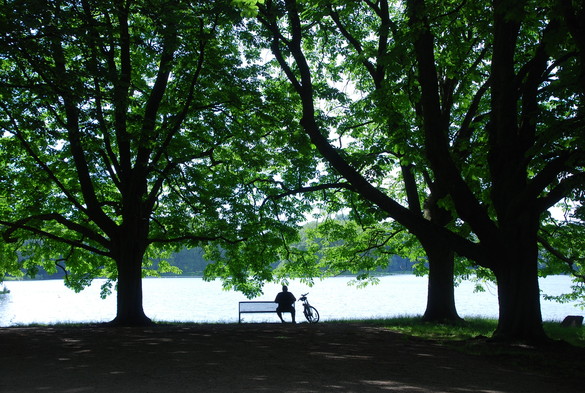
<box><xmin>275</xmin><ymin>285</ymin><xmax>296</xmax><ymax>323</ymax></box>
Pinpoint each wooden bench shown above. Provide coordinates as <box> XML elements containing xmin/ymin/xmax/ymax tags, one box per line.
<box><xmin>238</xmin><ymin>301</ymin><xmax>294</xmax><ymax>323</ymax></box>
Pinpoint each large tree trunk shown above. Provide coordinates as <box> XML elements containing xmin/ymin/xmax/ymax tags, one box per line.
<box><xmin>493</xmin><ymin>264</ymin><xmax>546</xmax><ymax>342</ymax></box>
<box><xmin>109</xmin><ymin>225</ymin><xmax>152</xmax><ymax>327</ymax></box>
<box><xmin>111</xmin><ymin>255</ymin><xmax>152</xmax><ymax>326</ymax></box>
<box><xmin>422</xmin><ymin>241</ymin><xmax>461</xmax><ymax>322</ymax></box>
<box><xmin>420</xmin><ymin>192</ymin><xmax>461</xmax><ymax>322</ymax></box>
<box><xmin>492</xmin><ymin>222</ymin><xmax>547</xmax><ymax>342</ymax></box>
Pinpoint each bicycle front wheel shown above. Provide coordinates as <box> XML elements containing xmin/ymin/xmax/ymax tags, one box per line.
<box><xmin>304</xmin><ymin>306</ymin><xmax>320</xmax><ymax>323</ymax></box>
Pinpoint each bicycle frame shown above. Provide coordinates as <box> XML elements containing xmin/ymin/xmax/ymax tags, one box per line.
<box><xmin>299</xmin><ymin>293</ymin><xmax>320</xmax><ymax>323</ymax></box>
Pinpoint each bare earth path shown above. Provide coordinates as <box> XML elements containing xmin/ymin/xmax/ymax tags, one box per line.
<box><xmin>1</xmin><ymin>323</ymin><xmax>583</xmax><ymax>393</ymax></box>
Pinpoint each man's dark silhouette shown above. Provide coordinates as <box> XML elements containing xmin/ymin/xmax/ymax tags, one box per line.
<box><xmin>275</xmin><ymin>285</ymin><xmax>296</xmax><ymax>323</ymax></box>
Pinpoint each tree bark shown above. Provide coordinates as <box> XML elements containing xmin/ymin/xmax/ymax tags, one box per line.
<box><xmin>109</xmin><ymin>216</ymin><xmax>153</xmax><ymax>326</ymax></box>
<box><xmin>491</xmin><ymin>217</ymin><xmax>547</xmax><ymax>342</ymax></box>
<box><xmin>111</xmin><ymin>264</ymin><xmax>152</xmax><ymax>326</ymax></box>
<box><xmin>422</xmin><ymin>241</ymin><xmax>461</xmax><ymax>322</ymax></box>
<box><xmin>419</xmin><ymin>187</ymin><xmax>461</xmax><ymax>322</ymax></box>
<box><xmin>493</xmin><ymin>261</ymin><xmax>546</xmax><ymax>342</ymax></box>
<box><xmin>110</xmin><ymin>249</ymin><xmax>152</xmax><ymax>327</ymax></box>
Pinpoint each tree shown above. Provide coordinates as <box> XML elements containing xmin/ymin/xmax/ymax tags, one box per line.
<box><xmin>0</xmin><ymin>0</ymin><xmax>309</xmax><ymax>325</ymax></box>
<box><xmin>253</xmin><ymin>0</ymin><xmax>482</xmax><ymax>322</ymax></box>
<box><xmin>247</xmin><ymin>0</ymin><xmax>466</xmax><ymax>322</ymax></box>
<box><xmin>321</xmin><ymin>0</ymin><xmax>469</xmax><ymax>321</ymax></box>
<box><xmin>253</xmin><ymin>0</ymin><xmax>584</xmax><ymax>341</ymax></box>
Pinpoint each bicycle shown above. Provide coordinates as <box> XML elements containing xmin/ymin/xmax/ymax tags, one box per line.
<box><xmin>299</xmin><ymin>293</ymin><xmax>320</xmax><ymax>323</ymax></box>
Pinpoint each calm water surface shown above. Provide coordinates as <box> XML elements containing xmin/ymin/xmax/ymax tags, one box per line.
<box><xmin>0</xmin><ymin>275</ymin><xmax>582</xmax><ymax>326</ymax></box>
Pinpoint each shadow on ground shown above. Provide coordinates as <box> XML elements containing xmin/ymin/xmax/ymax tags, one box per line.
<box><xmin>1</xmin><ymin>323</ymin><xmax>582</xmax><ymax>392</ymax></box>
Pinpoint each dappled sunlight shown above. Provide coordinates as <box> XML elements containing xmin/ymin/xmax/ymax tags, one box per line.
<box><xmin>310</xmin><ymin>350</ymin><xmax>373</xmax><ymax>361</ymax></box>
<box><xmin>0</xmin><ymin>324</ymin><xmax>581</xmax><ymax>393</ymax></box>
<box><xmin>361</xmin><ymin>380</ymin><xmax>433</xmax><ymax>391</ymax></box>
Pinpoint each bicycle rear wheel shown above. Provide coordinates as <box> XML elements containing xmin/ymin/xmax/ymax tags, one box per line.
<box><xmin>304</xmin><ymin>306</ymin><xmax>320</xmax><ymax>323</ymax></box>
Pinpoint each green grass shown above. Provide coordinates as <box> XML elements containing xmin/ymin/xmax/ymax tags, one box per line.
<box><xmin>542</xmin><ymin>321</ymin><xmax>585</xmax><ymax>347</ymax></box>
<box><xmin>331</xmin><ymin>316</ymin><xmax>585</xmax><ymax>347</ymax></box>
<box><xmin>7</xmin><ymin>316</ymin><xmax>584</xmax><ymax>347</ymax></box>
<box><xmin>6</xmin><ymin>321</ymin><xmax>100</xmax><ymax>328</ymax></box>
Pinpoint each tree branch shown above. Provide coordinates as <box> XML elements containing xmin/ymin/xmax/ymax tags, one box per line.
<box><xmin>259</xmin><ymin>0</ymin><xmax>485</xmax><ymax>264</ymax></box>
<box><xmin>261</xmin><ymin>182</ymin><xmax>356</xmax><ymax>207</ymax></box>
<box><xmin>537</xmin><ymin>170</ymin><xmax>585</xmax><ymax>212</ymax></box>
<box><xmin>538</xmin><ymin>234</ymin><xmax>585</xmax><ymax>280</ymax></box>
<box><xmin>407</xmin><ymin>0</ymin><xmax>497</xmax><ymax>242</ymax></box>
<box><xmin>0</xmin><ymin>103</ymin><xmax>89</xmax><ymax>216</ymax></box>
<box><xmin>149</xmin><ymin>234</ymin><xmax>248</xmax><ymax>246</ymax></box>
<box><xmin>0</xmin><ymin>216</ymin><xmax>109</xmax><ymax>256</ymax></box>
<box><xmin>50</xmin><ymin>34</ymin><xmax>116</xmax><ymax>235</ymax></box>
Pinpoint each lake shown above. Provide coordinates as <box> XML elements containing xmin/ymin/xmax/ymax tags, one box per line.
<box><xmin>0</xmin><ymin>275</ymin><xmax>582</xmax><ymax>326</ymax></box>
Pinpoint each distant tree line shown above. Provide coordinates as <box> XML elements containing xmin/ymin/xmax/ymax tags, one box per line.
<box><xmin>9</xmin><ymin>247</ymin><xmax>416</xmax><ymax>280</ymax></box>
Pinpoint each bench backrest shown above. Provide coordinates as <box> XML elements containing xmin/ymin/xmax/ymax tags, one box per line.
<box><xmin>239</xmin><ymin>301</ymin><xmax>278</xmax><ymax>312</ymax></box>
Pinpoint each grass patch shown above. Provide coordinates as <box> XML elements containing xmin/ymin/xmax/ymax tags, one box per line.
<box><xmin>333</xmin><ymin>316</ymin><xmax>497</xmax><ymax>340</ymax></box>
<box><xmin>6</xmin><ymin>321</ymin><xmax>101</xmax><ymax>328</ymax></box>
<box><xmin>543</xmin><ymin>321</ymin><xmax>585</xmax><ymax>347</ymax></box>
<box><xmin>330</xmin><ymin>316</ymin><xmax>585</xmax><ymax>346</ymax></box>
<box><xmin>334</xmin><ymin>316</ymin><xmax>584</xmax><ymax>380</ymax></box>
<box><xmin>383</xmin><ymin>317</ymin><xmax>498</xmax><ymax>340</ymax></box>
<box><xmin>6</xmin><ymin>316</ymin><xmax>584</xmax><ymax>348</ymax></box>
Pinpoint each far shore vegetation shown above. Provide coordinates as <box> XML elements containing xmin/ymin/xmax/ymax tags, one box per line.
<box><xmin>2</xmin><ymin>247</ymin><xmax>417</xmax><ymax>281</ymax></box>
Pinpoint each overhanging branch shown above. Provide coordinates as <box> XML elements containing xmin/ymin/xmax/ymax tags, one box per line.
<box><xmin>148</xmin><ymin>234</ymin><xmax>248</xmax><ymax>246</ymax></box>
<box><xmin>538</xmin><ymin>234</ymin><xmax>585</xmax><ymax>280</ymax></box>
<box><xmin>262</xmin><ymin>182</ymin><xmax>356</xmax><ymax>206</ymax></box>
<box><xmin>0</xmin><ymin>216</ymin><xmax>109</xmax><ymax>256</ymax></box>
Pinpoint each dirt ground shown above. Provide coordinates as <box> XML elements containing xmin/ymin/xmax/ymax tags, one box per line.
<box><xmin>1</xmin><ymin>323</ymin><xmax>583</xmax><ymax>393</ymax></box>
